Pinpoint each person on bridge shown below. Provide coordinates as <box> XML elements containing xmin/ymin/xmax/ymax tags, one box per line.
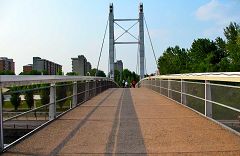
<box><xmin>131</xmin><ymin>80</ymin><xmax>136</xmax><ymax>88</ymax></box>
<box><xmin>125</xmin><ymin>81</ymin><xmax>128</xmax><ymax>88</ymax></box>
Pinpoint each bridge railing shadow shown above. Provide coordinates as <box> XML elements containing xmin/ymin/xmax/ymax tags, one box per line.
<box><xmin>138</xmin><ymin>72</ymin><xmax>240</xmax><ymax>135</ymax></box>
<box><xmin>0</xmin><ymin>76</ymin><xmax>118</xmax><ymax>152</ymax></box>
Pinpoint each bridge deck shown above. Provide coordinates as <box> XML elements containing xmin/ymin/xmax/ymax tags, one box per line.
<box><xmin>3</xmin><ymin>88</ymin><xmax>240</xmax><ymax>155</ymax></box>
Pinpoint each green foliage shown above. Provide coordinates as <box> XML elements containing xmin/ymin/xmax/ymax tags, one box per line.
<box><xmin>224</xmin><ymin>22</ymin><xmax>239</xmax><ymax>44</ymax></box>
<box><xmin>66</xmin><ymin>72</ymin><xmax>79</xmax><ymax>76</ymax></box>
<box><xmin>40</xmin><ymin>85</ymin><xmax>50</xmax><ymax>105</ymax></box>
<box><xmin>10</xmin><ymin>90</ymin><xmax>21</xmax><ymax>111</ymax></box>
<box><xmin>57</xmin><ymin>71</ymin><xmax>64</xmax><ymax>75</ymax></box>
<box><xmin>0</xmin><ymin>70</ymin><xmax>15</xmax><ymax>75</ymax></box>
<box><xmin>89</xmin><ymin>68</ymin><xmax>106</xmax><ymax>77</ymax></box>
<box><xmin>114</xmin><ymin>70</ymin><xmax>121</xmax><ymax>86</ymax></box>
<box><xmin>19</xmin><ymin>70</ymin><xmax>41</xmax><ymax>75</ymax></box>
<box><xmin>122</xmin><ymin>69</ymin><xmax>140</xmax><ymax>86</ymax></box>
<box><xmin>224</xmin><ymin>22</ymin><xmax>240</xmax><ymax>71</ymax></box>
<box><xmin>188</xmin><ymin>38</ymin><xmax>222</xmax><ymax>72</ymax></box>
<box><xmin>41</xmin><ymin>70</ymin><xmax>49</xmax><ymax>75</ymax></box>
<box><xmin>24</xmin><ymin>87</ymin><xmax>34</xmax><ymax>109</ymax></box>
<box><xmin>158</xmin><ymin>46</ymin><xmax>189</xmax><ymax>74</ymax></box>
<box><xmin>56</xmin><ymin>82</ymin><xmax>67</xmax><ymax>109</ymax></box>
<box><xmin>158</xmin><ymin>22</ymin><xmax>240</xmax><ymax>74</ymax></box>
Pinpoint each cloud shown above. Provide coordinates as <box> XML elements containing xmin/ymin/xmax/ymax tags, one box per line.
<box><xmin>195</xmin><ymin>0</ymin><xmax>240</xmax><ymax>38</ymax></box>
<box><xmin>196</xmin><ymin>0</ymin><xmax>224</xmax><ymax>22</ymax></box>
<box><xmin>196</xmin><ymin>0</ymin><xmax>239</xmax><ymax>24</ymax></box>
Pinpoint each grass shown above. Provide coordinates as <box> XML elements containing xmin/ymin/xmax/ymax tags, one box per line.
<box><xmin>3</xmin><ymin>100</ymin><xmax>42</xmax><ymax>111</ymax></box>
<box><xmin>3</xmin><ymin>98</ymin><xmax>73</xmax><ymax>113</ymax></box>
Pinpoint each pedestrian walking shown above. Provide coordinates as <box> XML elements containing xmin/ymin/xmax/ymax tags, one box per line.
<box><xmin>125</xmin><ymin>81</ymin><xmax>128</xmax><ymax>88</ymax></box>
<box><xmin>131</xmin><ymin>80</ymin><xmax>136</xmax><ymax>88</ymax></box>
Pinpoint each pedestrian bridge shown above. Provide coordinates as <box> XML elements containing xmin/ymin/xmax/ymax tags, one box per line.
<box><xmin>0</xmin><ymin>74</ymin><xmax>240</xmax><ymax>155</ymax></box>
<box><xmin>2</xmin><ymin>88</ymin><xmax>240</xmax><ymax>155</ymax></box>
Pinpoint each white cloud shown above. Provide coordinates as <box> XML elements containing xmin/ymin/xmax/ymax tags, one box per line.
<box><xmin>195</xmin><ymin>0</ymin><xmax>240</xmax><ymax>38</ymax></box>
<box><xmin>196</xmin><ymin>0</ymin><xmax>226</xmax><ymax>22</ymax></box>
<box><xmin>196</xmin><ymin>0</ymin><xmax>240</xmax><ymax>24</ymax></box>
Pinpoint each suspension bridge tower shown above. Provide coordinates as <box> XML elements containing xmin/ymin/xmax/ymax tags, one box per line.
<box><xmin>109</xmin><ymin>3</ymin><xmax>145</xmax><ymax>79</ymax></box>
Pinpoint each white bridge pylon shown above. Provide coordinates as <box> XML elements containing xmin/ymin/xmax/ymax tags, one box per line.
<box><xmin>109</xmin><ymin>3</ymin><xmax>145</xmax><ymax>79</ymax></box>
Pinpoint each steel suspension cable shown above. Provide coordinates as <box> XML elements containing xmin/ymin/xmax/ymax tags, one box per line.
<box><xmin>95</xmin><ymin>18</ymin><xmax>109</xmax><ymax>76</ymax></box>
<box><xmin>144</xmin><ymin>16</ymin><xmax>158</xmax><ymax>69</ymax></box>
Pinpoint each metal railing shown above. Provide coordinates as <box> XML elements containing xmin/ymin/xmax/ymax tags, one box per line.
<box><xmin>0</xmin><ymin>75</ymin><xmax>118</xmax><ymax>152</ymax></box>
<box><xmin>138</xmin><ymin>72</ymin><xmax>240</xmax><ymax>135</ymax></box>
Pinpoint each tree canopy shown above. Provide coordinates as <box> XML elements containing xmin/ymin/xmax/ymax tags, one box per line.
<box><xmin>66</xmin><ymin>72</ymin><xmax>79</xmax><ymax>76</ymax></box>
<box><xmin>114</xmin><ymin>69</ymin><xmax>140</xmax><ymax>87</ymax></box>
<box><xmin>89</xmin><ymin>68</ymin><xmax>106</xmax><ymax>77</ymax></box>
<box><xmin>158</xmin><ymin>22</ymin><xmax>240</xmax><ymax>75</ymax></box>
<box><xmin>0</xmin><ymin>70</ymin><xmax>15</xmax><ymax>75</ymax></box>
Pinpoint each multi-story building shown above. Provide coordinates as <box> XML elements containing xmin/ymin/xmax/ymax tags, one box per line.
<box><xmin>86</xmin><ymin>62</ymin><xmax>92</xmax><ymax>75</ymax></box>
<box><xmin>72</xmin><ymin>55</ymin><xmax>90</xmax><ymax>76</ymax></box>
<box><xmin>33</xmin><ymin>57</ymin><xmax>62</xmax><ymax>75</ymax></box>
<box><xmin>114</xmin><ymin>60</ymin><xmax>123</xmax><ymax>73</ymax></box>
<box><xmin>23</xmin><ymin>64</ymin><xmax>33</xmax><ymax>73</ymax></box>
<box><xmin>0</xmin><ymin>57</ymin><xmax>15</xmax><ymax>73</ymax></box>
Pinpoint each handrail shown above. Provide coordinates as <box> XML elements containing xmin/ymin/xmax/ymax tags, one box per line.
<box><xmin>0</xmin><ymin>75</ymin><xmax>114</xmax><ymax>88</ymax></box>
<box><xmin>140</xmin><ymin>72</ymin><xmax>240</xmax><ymax>83</ymax></box>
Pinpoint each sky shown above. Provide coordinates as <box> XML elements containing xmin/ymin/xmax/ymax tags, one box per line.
<box><xmin>0</xmin><ymin>0</ymin><xmax>239</xmax><ymax>75</ymax></box>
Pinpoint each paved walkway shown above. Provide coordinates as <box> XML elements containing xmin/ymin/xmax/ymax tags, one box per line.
<box><xmin>3</xmin><ymin>88</ymin><xmax>240</xmax><ymax>155</ymax></box>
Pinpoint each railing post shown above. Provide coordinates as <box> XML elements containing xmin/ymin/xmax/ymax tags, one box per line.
<box><xmin>0</xmin><ymin>89</ymin><xmax>4</xmax><ymax>152</ymax></box>
<box><xmin>160</xmin><ymin>79</ymin><xmax>162</xmax><ymax>94</ymax></box>
<box><xmin>154</xmin><ymin>79</ymin><xmax>157</xmax><ymax>92</ymax></box>
<box><xmin>169</xmin><ymin>80</ymin><xmax>172</xmax><ymax>98</ymax></box>
<box><xmin>151</xmin><ymin>78</ymin><xmax>153</xmax><ymax>90</ymax></box>
<box><xmin>167</xmin><ymin>79</ymin><xmax>170</xmax><ymax>97</ymax></box>
<box><xmin>205</xmin><ymin>80</ymin><xmax>212</xmax><ymax>117</ymax></box>
<box><xmin>49</xmin><ymin>83</ymin><xmax>56</xmax><ymax>121</ymax></box>
<box><xmin>85</xmin><ymin>81</ymin><xmax>89</xmax><ymax>101</ymax></box>
<box><xmin>94</xmin><ymin>81</ymin><xmax>97</xmax><ymax>94</ymax></box>
<box><xmin>181</xmin><ymin>79</ymin><xmax>186</xmax><ymax>105</ymax></box>
<box><xmin>72</xmin><ymin>81</ymin><xmax>77</xmax><ymax>108</ymax></box>
<box><xmin>100</xmin><ymin>81</ymin><xmax>102</xmax><ymax>92</ymax></box>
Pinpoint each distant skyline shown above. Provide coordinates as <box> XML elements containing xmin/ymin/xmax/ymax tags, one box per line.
<box><xmin>0</xmin><ymin>0</ymin><xmax>239</xmax><ymax>74</ymax></box>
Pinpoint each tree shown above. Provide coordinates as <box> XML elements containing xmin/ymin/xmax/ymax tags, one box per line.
<box><xmin>224</xmin><ymin>22</ymin><xmax>240</xmax><ymax>71</ymax></box>
<box><xmin>10</xmin><ymin>92</ymin><xmax>21</xmax><ymax>111</ymax></box>
<box><xmin>158</xmin><ymin>46</ymin><xmax>189</xmax><ymax>74</ymax></box>
<box><xmin>56</xmin><ymin>82</ymin><xmax>67</xmax><ymax>109</ymax></box>
<box><xmin>214</xmin><ymin>37</ymin><xmax>228</xmax><ymax>71</ymax></box>
<box><xmin>114</xmin><ymin>70</ymin><xmax>121</xmax><ymax>86</ymax></box>
<box><xmin>57</xmin><ymin>71</ymin><xmax>64</xmax><ymax>75</ymax></box>
<box><xmin>122</xmin><ymin>69</ymin><xmax>131</xmax><ymax>83</ymax></box>
<box><xmin>66</xmin><ymin>72</ymin><xmax>78</xmax><ymax>76</ymax></box>
<box><xmin>0</xmin><ymin>70</ymin><xmax>15</xmax><ymax>75</ymax></box>
<box><xmin>224</xmin><ymin>22</ymin><xmax>239</xmax><ymax>44</ymax></box>
<box><xmin>19</xmin><ymin>70</ymin><xmax>41</xmax><ymax>75</ymax></box>
<box><xmin>188</xmin><ymin>38</ymin><xmax>221</xmax><ymax>72</ymax></box>
<box><xmin>40</xmin><ymin>85</ymin><xmax>50</xmax><ymax>105</ymax></box>
<box><xmin>89</xmin><ymin>68</ymin><xmax>106</xmax><ymax>77</ymax></box>
<box><xmin>121</xmin><ymin>69</ymin><xmax>140</xmax><ymax>85</ymax></box>
<box><xmin>131</xmin><ymin>71</ymin><xmax>139</xmax><ymax>82</ymax></box>
<box><xmin>41</xmin><ymin>70</ymin><xmax>49</xmax><ymax>75</ymax></box>
<box><xmin>157</xmin><ymin>21</ymin><xmax>240</xmax><ymax>74</ymax></box>
<box><xmin>25</xmin><ymin>87</ymin><xmax>34</xmax><ymax>109</ymax></box>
